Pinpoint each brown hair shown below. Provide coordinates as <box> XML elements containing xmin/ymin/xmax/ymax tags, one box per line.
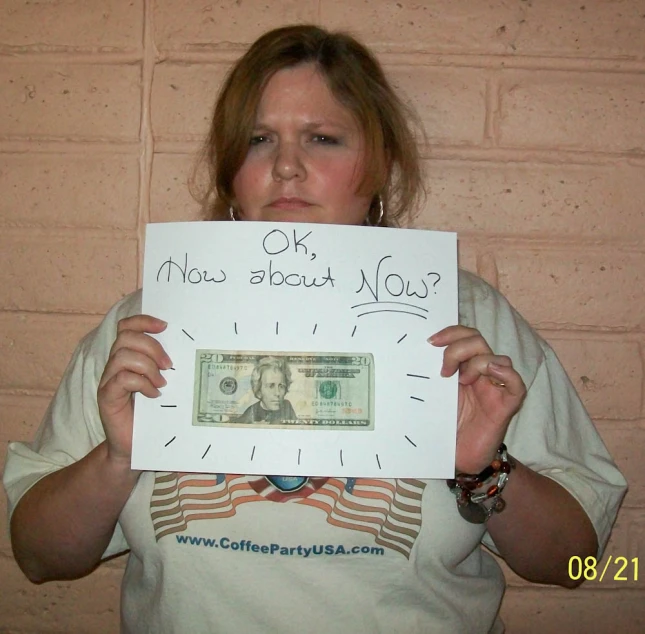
<box><xmin>191</xmin><ymin>24</ymin><xmax>425</xmax><ymax>226</ymax></box>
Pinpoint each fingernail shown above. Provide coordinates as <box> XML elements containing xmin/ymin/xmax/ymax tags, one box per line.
<box><xmin>488</xmin><ymin>362</ymin><xmax>504</xmax><ymax>373</ymax></box>
<box><xmin>427</xmin><ymin>335</ymin><xmax>437</xmax><ymax>345</ymax></box>
<box><xmin>162</xmin><ymin>356</ymin><xmax>173</xmax><ymax>370</ymax></box>
<box><xmin>160</xmin><ymin>376</ymin><xmax>167</xmax><ymax>387</ymax></box>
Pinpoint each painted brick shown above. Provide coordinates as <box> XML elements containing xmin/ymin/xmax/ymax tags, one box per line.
<box><xmin>415</xmin><ymin>160</ymin><xmax>645</xmax><ymax>241</ymax></box>
<box><xmin>150</xmin><ymin>153</ymin><xmax>204</xmax><ymax>223</ymax></box>
<box><xmin>497</xmin><ymin>249</ymin><xmax>645</xmax><ymax>330</ymax></box>
<box><xmin>321</xmin><ymin>0</ymin><xmax>521</xmax><ymax>54</ymax></box>
<box><xmin>504</xmin><ymin>1</ymin><xmax>645</xmax><ymax>60</ymax></box>
<box><xmin>0</xmin><ymin>62</ymin><xmax>141</xmax><ymax>140</ymax></box>
<box><xmin>0</xmin><ymin>394</ymin><xmax>51</xmax><ymax>444</ymax></box>
<box><xmin>0</xmin><ymin>0</ymin><xmax>143</xmax><ymax>49</ymax></box>
<box><xmin>500</xmin><ymin>587</ymin><xmax>645</xmax><ymax>633</ymax></box>
<box><xmin>322</xmin><ymin>0</ymin><xmax>645</xmax><ymax>59</ymax></box>
<box><xmin>498</xmin><ymin>71</ymin><xmax>645</xmax><ymax>153</ymax></box>
<box><xmin>0</xmin><ymin>153</ymin><xmax>139</xmax><ymax>229</ymax></box>
<box><xmin>540</xmin><ymin>337</ymin><xmax>641</xmax><ymax>420</ymax></box>
<box><xmin>0</xmin><ymin>230</ymin><xmax>138</xmax><ymax>313</ymax></box>
<box><xmin>151</xmin><ymin>62</ymin><xmax>228</xmax><ymax>141</ymax></box>
<box><xmin>154</xmin><ymin>0</ymin><xmax>317</xmax><ymax>50</ymax></box>
<box><xmin>596</xmin><ymin>422</ymin><xmax>644</xmax><ymax>509</ymax></box>
<box><xmin>0</xmin><ymin>313</ymin><xmax>102</xmax><ymax>391</ymax></box>
<box><xmin>0</xmin><ymin>558</ymin><xmax>121</xmax><ymax>632</ymax></box>
<box><xmin>387</xmin><ymin>66</ymin><xmax>487</xmax><ymax>146</ymax></box>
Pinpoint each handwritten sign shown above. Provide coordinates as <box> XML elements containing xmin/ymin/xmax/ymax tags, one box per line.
<box><xmin>132</xmin><ymin>221</ymin><xmax>459</xmax><ymax>478</ymax></box>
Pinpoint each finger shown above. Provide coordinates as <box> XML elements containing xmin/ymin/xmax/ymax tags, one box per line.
<box><xmin>117</xmin><ymin>314</ymin><xmax>168</xmax><ymax>335</ymax></box>
<box><xmin>457</xmin><ymin>354</ymin><xmax>512</xmax><ymax>386</ymax></box>
<box><xmin>100</xmin><ymin>348</ymin><xmax>168</xmax><ymax>391</ymax></box>
<box><xmin>109</xmin><ymin>329</ymin><xmax>173</xmax><ymax>371</ymax></box>
<box><xmin>99</xmin><ymin>369</ymin><xmax>163</xmax><ymax>403</ymax></box>
<box><xmin>487</xmin><ymin>361</ymin><xmax>526</xmax><ymax>400</ymax></box>
<box><xmin>436</xmin><ymin>334</ymin><xmax>494</xmax><ymax>377</ymax></box>
<box><xmin>428</xmin><ymin>325</ymin><xmax>480</xmax><ymax>347</ymax></box>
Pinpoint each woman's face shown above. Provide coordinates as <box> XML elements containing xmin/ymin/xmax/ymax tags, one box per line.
<box><xmin>232</xmin><ymin>64</ymin><xmax>373</xmax><ymax>225</ymax></box>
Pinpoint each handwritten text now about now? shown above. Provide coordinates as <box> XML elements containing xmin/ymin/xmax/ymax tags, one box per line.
<box><xmin>155</xmin><ymin>253</ymin><xmax>336</xmax><ymax>289</ymax></box>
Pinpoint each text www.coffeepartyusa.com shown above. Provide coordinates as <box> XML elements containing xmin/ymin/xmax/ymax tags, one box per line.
<box><xmin>175</xmin><ymin>534</ymin><xmax>385</xmax><ymax>558</ymax></box>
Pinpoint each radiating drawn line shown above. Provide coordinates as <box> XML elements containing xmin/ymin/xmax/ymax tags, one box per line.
<box><xmin>312</xmin><ymin>323</ymin><xmax>318</xmax><ymax>335</ymax></box>
<box><xmin>298</xmin><ymin>448</ymin><xmax>301</xmax><ymax>465</ymax></box>
<box><xmin>182</xmin><ymin>329</ymin><xmax>194</xmax><ymax>341</ymax></box>
<box><xmin>410</xmin><ymin>396</ymin><xmax>425</xmax><ymax>402</ymax></box>
<box><xmin>169</xmin><ymin>367</ymin><xmax>176</xmax><ymax>371</ymax></box>
<box><xmin>407</xmin><ymin>373</ymin><xmax>430</xmax><ymax>379</ymax></box>
<box><xmin>351</xmin><ymin>325</ymin><xmax>357</xmax><ymax>337</ymax></box>
<box><xmin>357</xmin><ymin>309</ymin><xmax>427</xmax><ymax>320</ymax></box>
<box><xmin>202</xmin><ymin>444</ymin><xmax>211</xmax><ymax>459</ymax></box>
<box><xmin>165</xmin><ymin>436</ymin><xmax>176</xmax><ymax>447</ymax></box>
<box><xmin>397</xmin><ymin>334</ymin><xmax>408</xmax><ymax>344</ymax></box>
<box><xmin>351</xmin><ymin>301</ymin><xmax>428</xmax><ymax>313</ymax></box>
<box><xmin>276</xmin><ymin>321</ymin><xmax>279</xmax><ymax>335</ymax></box>
<box><xmin>234</xmin><ymin>322</ymin><xmax>238</xmax><ymax>335</ymax></box>
<box><xmin>376</xmin><ymin>453</ymin><xmax>382</xmax><ymax>470</ymax></box>
<box><xmin>405</xmin><ymin>435</ymin><xmax>417</xmax><ymax>447</ymax></box>
<box><xmin>251</xmin><ymin>445</ymin><xmax>256</xmax><ymax>461</ymax></box>
<box><xmin>161</xmin><ymin>405</ymin><xmax>177</xmax><ymax>408</ymax></box>
<box><xmin>340</xmin><ymin>449</ymin><xmax>344</xmax><ymax>467</ymax></box>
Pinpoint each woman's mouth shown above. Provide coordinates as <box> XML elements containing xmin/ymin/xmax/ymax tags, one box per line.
<box><xmin>268</xmin><ymin>197</ymin><xmax>313</xmax><ymax>210</ymax></box>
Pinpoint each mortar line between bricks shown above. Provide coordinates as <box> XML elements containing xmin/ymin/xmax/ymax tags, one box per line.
<box><xmin>628</xmin><ymin>334</ymin><xmax>645</xmax><ymax>423</ymax></box>
<box><xmin>137</xmin><ymin>0</ymin><xmax>157</xmax><ymax>288</ymax></box>
<box><xmin>149</xmin><ymin>50</ymin><xmax>645</xmax><ymax>74</ymax></box>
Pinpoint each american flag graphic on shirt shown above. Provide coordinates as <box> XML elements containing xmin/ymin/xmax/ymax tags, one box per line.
<box><xmin>150</xmin><ymin>473</ymin><xmax>427</xmax><ymax>559</ymax></box>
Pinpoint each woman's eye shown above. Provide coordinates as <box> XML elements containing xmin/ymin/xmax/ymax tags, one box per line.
<box><xmin>312</xmin><ymin>134</ymin><xmax>339</xmax><ymax>145</ymax></box>
<box><xmin>249</xmin><ymin>135</ymin><xmax>269</xmax><ymax>145</ymax></box>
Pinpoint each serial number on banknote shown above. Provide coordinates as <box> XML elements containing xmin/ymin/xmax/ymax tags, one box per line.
<box><xmin>192</xmin><ymin>350</ymin><xmax>375</xmax><ymax>431</ymax></box>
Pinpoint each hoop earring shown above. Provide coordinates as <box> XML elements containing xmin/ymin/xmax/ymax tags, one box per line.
<box><xmin>365</xmin><ymin>196</ymin><xmax>384</xmax><ymax>226</ymax></box>
<box><xmin>229</xmin><ymin>206</ymin><xmax>237</xmax><ymax>221</ymax></box>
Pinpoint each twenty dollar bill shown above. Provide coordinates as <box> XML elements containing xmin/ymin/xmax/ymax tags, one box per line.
<box><xmin>193</xmin><ymin>350</ymin><xmax>375</xmax><ymax>430</ymax></box>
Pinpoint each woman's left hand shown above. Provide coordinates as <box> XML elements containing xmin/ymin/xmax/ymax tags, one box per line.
<box><xmin>430</xmin><ymin>325</ymin><xmax>527</xmax><ymax>474</ymax></box>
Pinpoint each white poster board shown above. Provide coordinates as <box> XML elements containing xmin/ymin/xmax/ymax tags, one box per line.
<box><xmin>132</xmin><ymin>221</ymin><xmax>458</xmax><ymax>478</ymax></box>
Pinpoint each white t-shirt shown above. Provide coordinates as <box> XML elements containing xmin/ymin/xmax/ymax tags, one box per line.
<box><xmin>3</xmin><ymin>271</ymin><xmax>627</xmax><ymax>634</ymax></box>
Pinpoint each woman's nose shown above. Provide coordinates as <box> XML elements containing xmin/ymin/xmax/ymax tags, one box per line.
<box><xmin>272</xmin><ymin>142</ymin><xmax>305</xmax><ymax>181</ymax></box>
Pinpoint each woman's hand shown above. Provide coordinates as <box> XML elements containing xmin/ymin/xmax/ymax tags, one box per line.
<box><xmin>97</xmin><ymin>315</ymin><xmax>172</xmax><ymax>465</ymax></box>
<box><xmin>430</xmin><ymin>325</ymin><xmax>526</xmax><ymax>474</ymax></box>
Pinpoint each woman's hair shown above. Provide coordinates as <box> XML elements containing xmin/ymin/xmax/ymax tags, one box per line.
<box><xmin>192</xmin><ymin>24</ymin><xmax>425</xmax><ymax>227</ymax></box>
<box><xmin>251</xmin><ymin>357</ymin><xmax>292</xmax><ymax>399</ymax></box>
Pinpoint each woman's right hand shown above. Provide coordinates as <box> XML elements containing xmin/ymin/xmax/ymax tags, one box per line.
<box><xmin>97</xmin><ymin>315</ymin><xmax>172</xmax><ymax>465</ymax></box>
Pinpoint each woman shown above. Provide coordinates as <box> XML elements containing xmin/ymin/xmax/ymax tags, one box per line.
<box><xmin>4</xmin><ymin>25</ymin><xmax>626</xmax><ymax>633</ymax></box>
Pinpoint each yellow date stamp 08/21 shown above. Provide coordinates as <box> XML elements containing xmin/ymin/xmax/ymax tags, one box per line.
<box><xmin>568</xmin><ymin>556</ymin><xmax>639</xmax><ymax>582</ymax></box>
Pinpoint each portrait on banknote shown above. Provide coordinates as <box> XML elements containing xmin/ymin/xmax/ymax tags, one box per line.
<box><xmin>193</xmin><ymin>350</ymin><xmax>375</xmax><ymax>431</ymax></box>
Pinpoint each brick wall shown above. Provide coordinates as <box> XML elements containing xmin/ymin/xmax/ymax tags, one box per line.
<box><xmin>1</xmin><ymin>1</ymin><xmax>644</xmax><ymax>631</ymax></box>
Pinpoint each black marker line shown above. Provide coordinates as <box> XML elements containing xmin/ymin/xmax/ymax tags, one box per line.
<box><xmin>169</xmin><ymin>367</ymin><xmax>176</xmax><ymax>371</ymax></box>
<box><xmin>407</xmin><ymin>373</ymin><xmax>430</xmax><ymax>379</ymax></box>
<box><xmin>397</xmin><ymin>334</ymin><xmax>408</xmax><ymax>344</ymax></box>
<box><xmin>410</xmin><ymin>396</ymin><xmax>425</xmax><ymax>402</ymax></box>
<box><xmin>313</xmin><ymin>323</ymin><xmax>317</xmax><ymax>335</ymax></box>
<box><xmin>340</xmin><ymin>449</ymin><xmax>344</xmax><ymax>467</ymax></box>
<box><xmin>161</xmin><ymin>405</ymin><xmax>177</xmax><ymax>408</ymax></box>
<box><xmin>202</xmin><ymin>444</ymin><xmax>211</xmax><ymax>459</ymax></box>
<box><xmin>376</xmin><ymin>454</ymin><xmax>381</xmax><ymax>470</ymax></box>
<box><xmin>165</xmin><ymin>436</ymin><xmax>176</xmax><ymax>447</ymax></box>
<box><xmin>405</xmin><ymin>435</ymin><xmax>417</xmax><ymax>447</ymax></box>
<box><xmin>276</xmin><ymin>321</ymin><xmax>279</xmax><ymax>335</ymax></box>
<box><xmin>182</xmin><ymin>329</ymin><xmax>195</xmax><ymax>341</ymax></box>
<box><xmin>298</xmin><ymin>448</ymin><xmax>301</xmax><ymax>465</ymax></box>
<box><xmin>234</xmin><ymin>322</ymin><xmax>238</xmax><ymax>335</ymax></box>
<box><xmin>351</xmin><ymin>325</ymin><xmax>357</xmax><ymax>337</ymax></box>
<box><xmin>251</xmin><ymin>446</ymin><xmax>256</xmax><ymax>461</ymax></box>
<box><xmin>351</xmin><ymin>301</ymin><xmax>429</xmax><ymax>313</ymax></box>
<box><xmin>357</xmin><ymin>309</ymin><xmax>427</xmax><ymax>320</ymax></box>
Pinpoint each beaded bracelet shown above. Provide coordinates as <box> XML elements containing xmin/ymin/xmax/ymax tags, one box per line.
<box><xmin>446</xmin><ymin>443</ymin><xmax>516</xmax><ymax>524</ymax></box>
